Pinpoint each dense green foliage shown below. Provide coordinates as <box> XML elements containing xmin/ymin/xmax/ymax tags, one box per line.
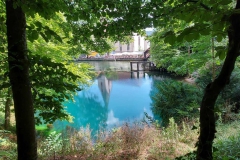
<box><xmin>26</xmin><ymin>13</ymin><xmax>95</xmax><ymax>124</ymax></box>
<box><xmin>148</xmin><ymin>0</ymin><xmax>232</xmax><ymax>47</ymax></box>
<box><xmin>196</xmin><ymin>65</ymin><xmax>240</xmax><ymax>101</ymax></box>
<box><xmin>147</xmin><ymin>0</ymin><xmax>239</xmax><ymax>158</ymax></box>
<box><xmin>195</xmin><ymin>65</ymin><xmax>240</xmax><ymax>121</ymax></box>
<box><xmin>0</xmin><ymin>5</ymin><xmax>8</xmax><ymax>112</ymax></box>
<box><xmin>151</xmin><ymin>80</ymin><xmax>201</xmax><ymax>126</ymax></box>
<box><xmin>0</xmin><ymin>12</ymin><xmax>95</xmax><ymax>124</ymax></box>
<box><xmin>178</xmin><ymin>120</ymin><xmax>240</xmax><ymax>160</ymax></box>
<box><xmin>150</xmin><ymin>29</ymin><xmax>228</xmax><ymax>76</ymax></box>
<box><xmin>150</xmin><ymin>33</ymin><xmax>212</xmax><ymax>75</ymax></box>
<box><xmin>213</xmin><ymin>121</ymin><xmax>240</xmax><ymax>160</ymax></box>
<box><xmin>150</xmin><ymin>61</ymin><xmax>240</xmax><ymax>126</ymax></box>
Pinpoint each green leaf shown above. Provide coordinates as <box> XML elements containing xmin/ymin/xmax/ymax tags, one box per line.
<box><xmin>164</xmin><ymin>34</ymin><xmax>176</xmax><ymax>45</ymax></box>
<box><xmin>0</xmin><ymin>82</ymin><xmax>11</xmax><ymax>89</ymax></box>
<box><xmin>44</xmin><ymin>30</ymin><xmax>52</xmax><ymax>40</ymax></box>
<box><xmin>40</xmin><ymin>32</ymin><xmax>49</xmax><ymax>42</ymax></box>
<box><xmin>153</xmin><ymin>20</ymin><xmax>158</xmax><ymax>27</ymax></box>
<box><xmin>32</xmin><ymin>30</ymin><xmax>39</xmax><ymax>41</ymax></box>
<box><xmin>219</xmin><ymin>51</ymin><xmax>225</xmax><ymax>60</ymax></box>
<box><xmin>27</xmin><ymin>25</ymin><xmax>39</xmax><ymax>42</ymax></box>
<box><xmin>184</xmin><ymin>34</ymin><xmax>194</xmax><ymax>42</ymax></box>
<box><xmin>176</xmin><ymin>34</ymin><xmax>184</xmax><ymax>42</ymax></box>
<box><xmin>216</xmin><ymin>35</ymin><xmax>223</xmax><ymax>42</ymax></box>
<box><xmin>53</xmin><ymin>34</ymin><xmax>63</xmax><ymax>43</ymax></box>
<box><xmin>0</xmin><ymin>151</ymin><xmax>12</xmax><ymax>157</ymax></box>
<box><xmin>219</xmin><ymin>0</ymin><xmax>232</xmax><ymax>5</ymax></box>
<box><xmin>0</xmin><ymin>47</ymin><xmax>4</xmax><ymax>52</ymax></box>
<box><xmin>215</xmin><ymin>46</ymin><xmax>227</xmax><ymax>60</ymax></box>
<box><xmin>200</xmin><ymin>29</ymin><xmax>210</xmax><ymax>36</ymax></box>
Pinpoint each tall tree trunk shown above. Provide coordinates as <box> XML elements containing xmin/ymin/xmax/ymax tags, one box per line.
<box><xmin>6</xmin><ymin>1</ymin><xmax>37</xmax><ymax>159</ymax></box>
<box><xmin>197</xmin><ymin>1</ymin><xmax>240</xmax><ymax>160</ymax></box>
<box><xmin>4</xmin><ymin>88</ymin><xmax>11</xmax><ymax>130</ymax></box>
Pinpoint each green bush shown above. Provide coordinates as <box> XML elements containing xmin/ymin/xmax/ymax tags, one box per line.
<box><xmin>151</xmin><ymin>79</ymin><xmax>201</xmax><ymax>126</ymax></box>
<box><xmin>38</xmin><ymin>131</ymin><xmax>63</xmax><ymax>157</ymax></box>
<box><xmin>195</xmin><ymin>65</ymin><xmax>240</xmax><ymax>103</ymax></box>
<box><xmin>213</xmin><ymin>120</ymin><xmax>240</xmax><ymax>160</ymax></box>
<box><xmin>175</xmin><ymin>151</ymin><xmax>196</xmax><ymax>160</ymax></box>
<box><xmin>214</xmin><ymin>136</ymin><xmax>240</xmax><ymax>160</ymax></box>
<box><xmin>195</xmin><ymin>66</ymin><xmax>240</xmax><ymax>122</ymax></box>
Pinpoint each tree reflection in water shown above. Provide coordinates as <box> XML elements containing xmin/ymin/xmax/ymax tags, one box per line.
<box><xmin>54</xmin><ymin>70</ymin><xmax>174</xmax><ymax>135</ymax></box>
<box><xmin>54</xmin><ymin>90</ymin><xmax>108</xmax><ymax>136</ymax></box>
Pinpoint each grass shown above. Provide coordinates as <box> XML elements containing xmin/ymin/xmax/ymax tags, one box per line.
<box><xmin>0</xmin><ymin>130</ymin><xmax>17</xmax><ymax>160</ymax></box>
<box><xmin>36</xmin><ymin>124</ymin><xmax>55</xmax><ymax>137</ymax></box>
<box><xmin>213</xmin><ymin>121</ymin><xmax>240</xmax><ymax>160</ymax></box>
<box><xmin>38</xmin><ymin>118</ymin><xmax>199</xmax><ymax>160</ymax></box>
<box><xmin>1</xmin><ymin>118</ymin><xmax>240</xmax><ymax>160</ymax></box>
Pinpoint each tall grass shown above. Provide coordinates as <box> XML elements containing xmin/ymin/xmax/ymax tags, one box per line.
<box><xmin>38</xmin><ymin>119</ymin><xmax>199</xmax><ymax>160</ymax></box>
<box><xmin>0</xmin><ymin>130</ymin><xmax>17</xmax><ymax>160</ymax></box>
<box><xmin>213</xmin><ymin>121</ymin><xmax>240</xmax><ymax>160</ymax></box>
<box><xmin>2</xmin><ymin>119</ymin><xmax>240</xmax><ymax>160</ymax></box>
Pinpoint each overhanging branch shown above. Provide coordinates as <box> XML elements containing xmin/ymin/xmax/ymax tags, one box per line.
<box><xmin>187</xmin><ymin>0</ymin><xmax>211</xmax><ymax>10</ymax></box>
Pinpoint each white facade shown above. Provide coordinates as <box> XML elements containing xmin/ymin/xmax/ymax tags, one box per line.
<box><xmin>111</xmin><ymin>33</ymin><xmax>150</xmax><ymax>54</ymax></box>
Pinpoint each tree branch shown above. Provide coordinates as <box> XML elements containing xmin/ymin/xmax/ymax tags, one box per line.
<box><xmin>187</xmin><ymin>0</ymin><xmax>211</xmax><ymax>10</ymax></box>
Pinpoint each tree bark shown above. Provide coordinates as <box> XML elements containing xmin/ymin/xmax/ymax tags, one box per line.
<box><xmin>4</xmin><ymin>88</ymin><xmax>11</xmax><ymax>130</ymax></box>
<box><xmin>6</xmin><ymin>0</ymin><xmax>37</xmax><ymax>159</ymax></box>
<box><xmin>197</xmin><ymin>1</ymin><xmax>240</xmax><ymax>159</ymax></box>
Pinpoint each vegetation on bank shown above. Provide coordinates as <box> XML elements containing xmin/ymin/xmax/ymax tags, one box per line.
<box><xmin>1</xmin><ymin>115</ymin><xmax>240</xmax><ymax>160</ymax></box>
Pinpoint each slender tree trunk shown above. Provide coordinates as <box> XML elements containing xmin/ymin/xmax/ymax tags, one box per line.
<box><xmin>4</xmin><ymin>88</ymin><xmax>11</xmax><ymax>130</ymax></box>
<box><xmin>197</xmin><ymin>1</ymin><xmax>240</xmax><ymax>159</ymax></box>
<box><xmin>6</xmin><ymin>1</ymin><xmax>37</xmax><ymax>159</ymax></box>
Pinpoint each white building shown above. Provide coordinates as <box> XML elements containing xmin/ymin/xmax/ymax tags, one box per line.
<box><xmin>111</xmin><ymin>33</ymin><xmax>150</xmax><ymax>54</ymax></box>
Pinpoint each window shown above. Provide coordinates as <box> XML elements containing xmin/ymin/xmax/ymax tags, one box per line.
<box><xmin>127</xmin><ymin>44</ymin><xmax>130</xmax><ymax>51</ymax></box>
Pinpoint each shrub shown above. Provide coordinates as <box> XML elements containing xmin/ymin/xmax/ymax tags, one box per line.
<box><xmin>38</xmin><ymin>131</ymin><xmax>63</xmax><ymax>157</ymax></box>
<box><xmin>151</xmin><ymin>79</ymin><xmax>201</xmax><ymax>126</ymax></box>
<box><xmin>196</xmin><ymin>66</ymin><xmax>240</xmax><ymax>122</ymax></box>
<box><xmin>0</xmin><ymin>130</ymin><xmax>17</xmax><ymax>160</ymax></box>
<box><xmin>213</xmin><ymin>120</ymin><xmax>240</xmax><ymax>160</ymax></box>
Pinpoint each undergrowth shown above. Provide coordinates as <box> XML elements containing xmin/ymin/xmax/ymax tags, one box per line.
<box><xmin>1</xmin><ymin>119</ymin><xmax>240</xmax><ymax>160</ymax></box>
<box><xmin>38</xmin><ymin>118</ymin><xmax>198</xmax><ymax>160</ymax></box>
<box><xmin>213</xmin><ymin>121</ymin><xmax>240</xmax><ymax>160</ymax></box>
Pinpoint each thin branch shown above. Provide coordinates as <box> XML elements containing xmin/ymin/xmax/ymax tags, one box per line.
<box><xmin>187</xmin><ymin>0</ymin><xmax>211</xmax><ymax>10</ymax></box>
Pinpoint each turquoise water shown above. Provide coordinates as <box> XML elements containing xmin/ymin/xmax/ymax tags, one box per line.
<box><xmin>53</xmin><ymin>71</ymin><xmax>169</xmax><ymax>135</ymax></box>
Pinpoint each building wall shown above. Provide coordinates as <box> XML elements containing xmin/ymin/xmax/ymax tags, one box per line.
<box><xmin>112</xmin><ymin>34</ymin><xmax>149</xmax><ymax>53</ymax></box>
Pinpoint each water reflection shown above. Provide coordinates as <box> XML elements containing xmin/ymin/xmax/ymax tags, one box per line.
<box><xmin>81</xmin><ymin>61</ymin><xmax>131</xmax><ymax>71</ymax></box>
<box><xmin>98</xmin><ymin>73</ymin><xmax>112</xmax><ymax>106</ymax></box>
<box><xmin>54</xmin><ymin>90</ymin><xmax>108</xmax><ymax>135</ymax></box>
<box><xmin>54</xmin><ymin>71</ymin><xmax>170</xmax><ymax>134</ymax></box>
